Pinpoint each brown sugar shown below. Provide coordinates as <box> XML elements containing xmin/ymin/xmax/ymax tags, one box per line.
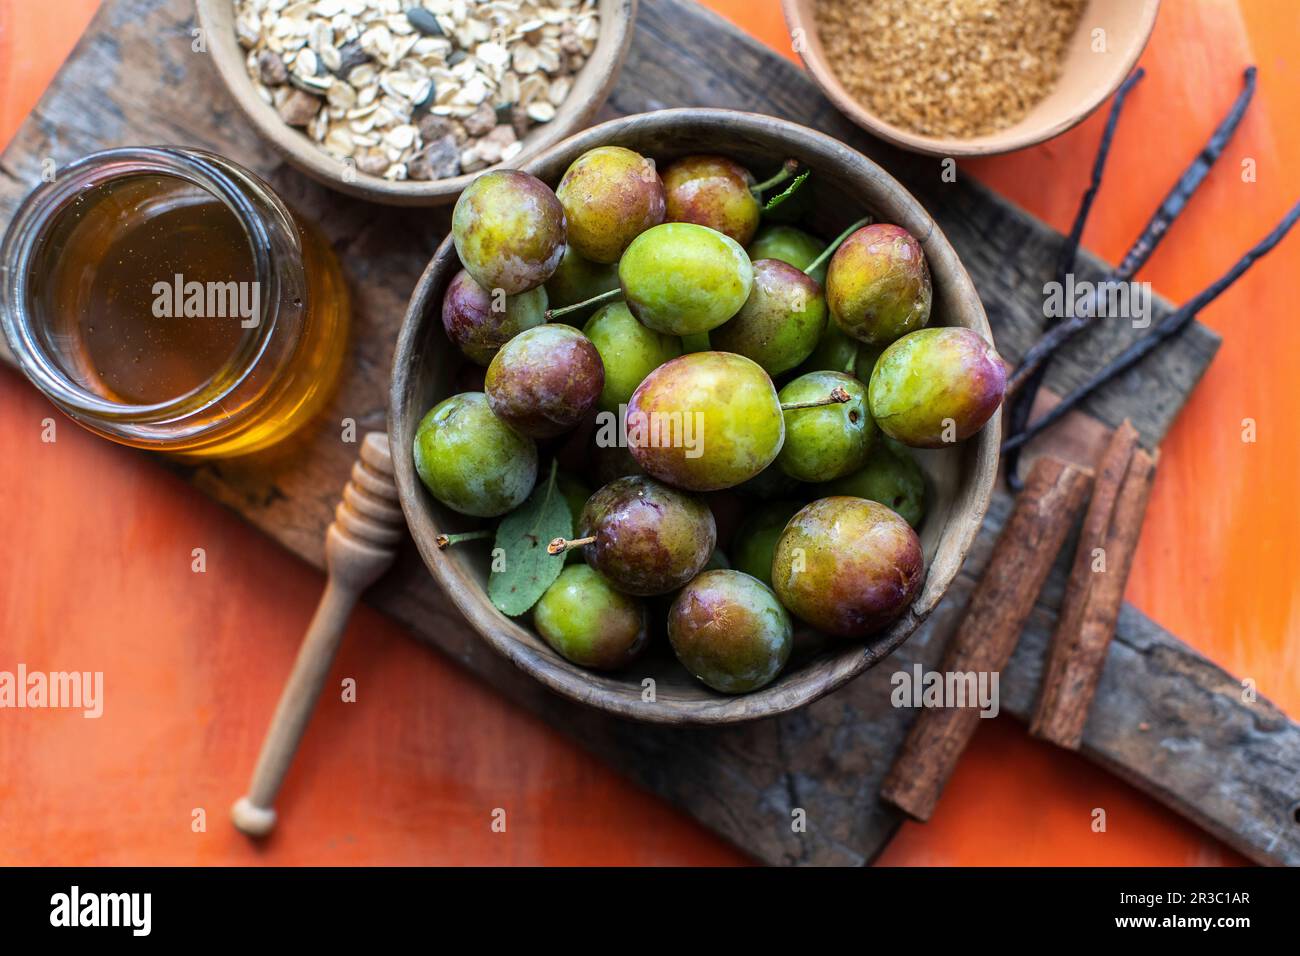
<box><xmin>816</xmin><ymin>0</ymin><xmax>1088</xmax><ymax>139</ymax></box>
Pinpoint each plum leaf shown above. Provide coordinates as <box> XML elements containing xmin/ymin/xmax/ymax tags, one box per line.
<box><xmin>763</xmin><ymin>171</ymin><xmax>810</xmax><ymax>212</ymax></box>
<box><xmin>487</xmin><ymin>461</ymin><xmax>571</xmax><ymax>616</ymax></box>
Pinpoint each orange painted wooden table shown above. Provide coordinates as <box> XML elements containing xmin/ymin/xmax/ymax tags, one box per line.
<box><xmin>2</xmin><ymin>0</ymin><xmax>1297</xmax><ymax>866</ymax></box>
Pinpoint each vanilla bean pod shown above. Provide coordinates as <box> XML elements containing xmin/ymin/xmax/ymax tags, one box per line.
<box><xmin>1003</xmin><ymin>198</ymin><xmax>1300</xmax><ymax>453</ymax></box>
<box><xmin>1056</xmin><ymin>69</ymin><xmax>1146</xmax><ymax>280</ymax></box>
<box><xmin>1114</xmin><ymin>66</ymin><xmax>1258</xmax><ymax>278</ymax></box>
<box><xmin>1007</xmin><ymin>66</ymin><xmax>1258</xmax><ymax>400</ymax></box>
<box><xmin>1004</xmin><ymin>69</ymin><xmax>1144</xmax><ymax>490</ymax></box>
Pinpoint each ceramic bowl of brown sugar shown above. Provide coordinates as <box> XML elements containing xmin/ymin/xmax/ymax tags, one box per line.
<box><xmin>783</xmin><ymin>0</ymin><xmax>1160</xmax><ymax>157</ymax></box>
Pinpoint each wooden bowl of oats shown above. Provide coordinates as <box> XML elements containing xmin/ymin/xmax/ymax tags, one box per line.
<box><xmin>197</xmin><ymin>0</ymin><xmax>636</xmax><ymax>206</ymax></box>
<box><xmin>783</xmin><ymin>0</ymin><xmax>1160</xmax><ymax>157</ymax></box>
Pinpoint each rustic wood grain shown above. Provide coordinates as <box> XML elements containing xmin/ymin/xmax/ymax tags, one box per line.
<box><xmin>3</xmin><ymin>0</ymin><xmax>1297</xmax><ymax>866</ymax></box>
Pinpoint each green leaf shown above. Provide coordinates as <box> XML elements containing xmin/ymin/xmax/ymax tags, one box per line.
<box><xmin>763</xmin><ymin>170</ymin><xmax>810</xmax><ymax>212</ymax></box>
<box><xmin>487</xmin><ymin>462</ymin><xmax>572</xmax><ymax>617</ymax></box>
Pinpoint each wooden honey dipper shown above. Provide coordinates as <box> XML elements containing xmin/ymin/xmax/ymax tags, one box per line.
<box><xmin>231</xmin><ymin>431</ymin><xmax>404</xmax><ymax>837</ymax></box>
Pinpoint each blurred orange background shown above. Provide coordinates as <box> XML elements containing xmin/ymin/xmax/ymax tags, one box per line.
<box><xmin>1</xmin><ymin>0</ymin><xmax>1296</xmax><ymax>865</ymax></box>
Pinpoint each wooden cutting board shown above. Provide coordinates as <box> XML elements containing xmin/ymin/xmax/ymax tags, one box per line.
<box><xmin>2</xmin><ymin>0</ymin><xmax>1297</xmax><ymax>866</ymax></box>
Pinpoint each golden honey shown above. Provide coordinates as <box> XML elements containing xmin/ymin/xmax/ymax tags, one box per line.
<box><xmin>1</xmin><ymin>147</ymin><xmax>348</xmax><ymax>457</ymax></box>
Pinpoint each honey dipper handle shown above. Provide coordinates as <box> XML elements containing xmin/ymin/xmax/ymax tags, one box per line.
<box><xmin>231</xmin><ymin>578</ymin><xmax>357</xmax><ymax>837</ymax></box>
<box><xmin>232</xmin><ymin>433</ymin><xmax>404</xmax><ymax>838</ymax></box>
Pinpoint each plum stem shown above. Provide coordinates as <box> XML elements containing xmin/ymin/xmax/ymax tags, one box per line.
<box><xmin>781</xmin><ymin>385</ymin><xmax>851</xmax><ymax>411</ymax></box>
<box><xmin>751</xmin><ymin>158</ymin><xmax>800</xmax><ymax>195</ymax></box>
<box><xmin>547</xmin><ymin>535</ymin><xmax>596</xmax><ymax>555</ymax></box>
<box><xmin>545</xmin><ymin>287</ymin><xmax>623</xmax><ymax>321</ymax></box>
<box><xmin>435</xmin><ymin>529</ymin><xmax>493</xmax><ymax>550</ymax></box>
<box><xmin>803</xmin><ymin>216</ymin><xmax>873</xmax><ymax>278</ymax></box>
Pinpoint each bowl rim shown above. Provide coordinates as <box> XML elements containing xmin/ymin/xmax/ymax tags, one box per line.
<box><xmin>780</xmin><ymin>0</ymin><xmax>1161</xmax><ymax>158</ymax></box>
<box><xmin>194</xmin><ymin>0</ymin><xmax>638</xmax><ymax>206</ymax></box>
<box><xmin>388</xmin><ymin>107</ymin><xmax>1000</xmax><ymax>725</ymax></box>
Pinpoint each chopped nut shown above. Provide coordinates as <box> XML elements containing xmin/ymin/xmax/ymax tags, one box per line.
<box><xmin>418</xmin><ymin>113</ymin><xmax>455</xmax><ymax>143</ymax></box>
<box><xmin>463</xmin><ymin>102</ymin><xmax>497</xmax><ymax>137</ymax></box>
<box><xmin>484</xmin><ymin>124</ymin><xmax>518</xmax><ymax>148</ymax></box>
<box><xmin>356</xmin><ymin>150</ymin><xmax>389</xmax><ymax>176</ymax></box>
<box><xmin>509</xmin><ymin>104</ymin><xmax>530</xmax><ymax>139</ymax></box>
<box><xmin>278</xmin><ymin>88</ymin><xmax>324</xmax><ymax>128</ymax></box>
<box><xmin>257</xmin><ymin>50</ymin><xmax>289</xmax><ymax>86</ymax></box>
<box><xmin>409</xmin><ymin>134</ymin><xmax>462</xmax><ymax>180</ymax></box>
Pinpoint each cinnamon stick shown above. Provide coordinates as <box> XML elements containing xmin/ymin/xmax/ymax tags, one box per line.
<box><xmin>1030</xmin><ymin>447</ymin><xmax>1157</xmax><ymax>749</ymax></box>
<box><xmin>1034</xmin><ymin>421</ymin><xmax>1138</xmax><ymax>743</ymax></box>
<box><xmin>880</xmin><ymin>456</ymin><xmax>1093</xmax><ymax>822</ymax></box>
<box><xmin>1030</xmin><ymin>421</ymin><xmax>1139</xmax><ymax>743</ymax></box>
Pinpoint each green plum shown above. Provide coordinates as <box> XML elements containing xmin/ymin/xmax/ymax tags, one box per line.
<box><xmin>544</xmin><ymin>245</ymin><xmax>620</xmax><ymax>325</ymax></box>
<box><xmin>452</xmin><ymin>169</ymin><xmax>566</xmax><ymax>294</ymax></box>
<box><xmin>668</xmin><ymin>570</ymin><xmax>792</xmax><ymax>693</ymax></box>
<box><xmin>556</xmin><ymin>472</ymin><xmax>591</xmax><ymax>523</ymax></box>
<box><xmin>772</xmin><ymin>496</ymin><xmax>924</xmax><ymax>638</ymax></box>
<box><xmin>618</xmin><ymin>222</ymin><xmax>753</xmax><ymax>336</ymax></box>
<box><xmin>555</xmin><ymin>146</ymin><xmax>666</xmax><ymax>263</ymax></box>
<box><xmin>826</xmin><ymin>223</ymin><xmax>931</xmax><ymax>345</ymax></box>
<box><xmin>702</xmin><ymin>548</ymin><xmax>730</xmax><ymax>572</ymax></box>
<box><xmin>731</xmin><ymin>500</ymin><xmax>803</xmax><ymax>588</ymax></box>
<box><xmin>627</xmin><ymin>352</ymin><xmax>784</xmax><ymax>492</ymax></box>
<box><xmin>710</xmin><ymin>258</ymin><xmax>827</xmax><ymax>376</ymax></box>
<box><xmin>441</xmin><ymin>268</ymin><xmax>547</xmax><ymax>365</ymax></box>
<box><xmin>777</xmin><ymin>371</ymin><xmax>877</xmax><ymax>482</ymax></box>
<box><xmin>577</xmin><ymin>475</ymin><xmax>716</xmax><ymax>596</ymax></box>
<box><xmin>662</xmin><ymin>155</ymin><xmax>761</xmax><ymax>246</ymax></box>
<box><xmin>734</xmin><ymin>462</ymin><xmax>802</xmax><ymax>500</ymax></box>
<box><xmin>796</xmin><ymin>322</ymin><xmax>860</xmax><ymax>376</ymax></box>
<box><xmin>591</xmin><ymin>443</ymin><xmax>645</xmax><ymax>485</ymax></box>
<box><xmin>534</xmin><ymin>565</ymin><xmax>648</xmax><ymax>670</ymax></box>
<box><xmin>748</xmin><ymin>225</ymin><xmax>828</xmax><ymax>284</ymax></box>
<box><xmin>583</xmin><ymin>302</ymin><xmax>681</xmax><ymax>412</ymax></box>
<box><xmin>826</xmin><ymin>439</ymin><xmax>927</xmax><ymax>528</ymax></box>
<box><xmin>854</xmin><ymin>343</ymin><xmax>885</xmax><ymax>383</ymax></box>
<box><xmin>484</xmin><ymin>325</ymin><xmax>604</xmax><ymax>438</ymax></box>
<box><xmin>679</xmin><ymin>332</ymin><xmax>711</xmax><ymax>353</ymax></box>
<box><xmin>869</xmin><ymin>327</ymin><xmax>1006</xmax><ymax>448</ymax></box>
<box><xmin>556</xmin><ymin>472</ymin><xmax>592</xmax><ymax>564</ymax></box>
<box><xmin>413</xmin><ymin>392</ymin><xmax>537</xmax><ymax>517</ymax></box>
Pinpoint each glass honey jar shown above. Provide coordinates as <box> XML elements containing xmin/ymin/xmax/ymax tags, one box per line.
<box><xmin>1</xmin><ymin>146</ymin><xmax>348</xmax><ymax>457</ymax></box>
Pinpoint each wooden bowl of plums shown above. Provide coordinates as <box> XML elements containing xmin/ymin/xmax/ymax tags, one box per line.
<box><xmin>390</xmin><ymin>108</ymin><xmax>1003</xmax><ymax>725</ymax></box>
